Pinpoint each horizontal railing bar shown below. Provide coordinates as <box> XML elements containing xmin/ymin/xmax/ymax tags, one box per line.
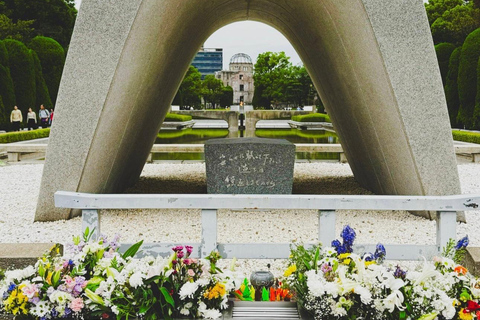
<box><xmin>118</xmin><ymin>242</ymin><xmax>439</xmax><ymax>260</ymax></box>
<box><xmin>55</xmin><ymin>192</ymin><xmax>480</xmax><ymax>211</ymax></box>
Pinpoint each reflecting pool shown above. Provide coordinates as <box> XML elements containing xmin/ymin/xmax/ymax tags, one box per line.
<box><xmin>152</xmin><ymin>128</ymin><xmax>339</xmax><ymax>161</ymax></box>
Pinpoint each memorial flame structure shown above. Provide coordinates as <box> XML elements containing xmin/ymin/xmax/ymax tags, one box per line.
<box><xmin>36</xmin><ymin>0</ymin><xmax>462</xmax><ymax>221</ymax></box>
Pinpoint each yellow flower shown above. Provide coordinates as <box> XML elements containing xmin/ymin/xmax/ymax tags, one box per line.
<box><xmin>365</xmin><ymin>261</ymin><xmax>376</xmax><ymax>267</ymax></box>
<box><xmin>284</xmin><ymin>265</ymin><xmax>297</xmax><ymax>277</ymax></box>
<box><xmin>338</xmin><ymin>253</ymin><xmax>351</xmax><ymax>260</ymax></box>
<box><xmin>459</xmin><ymin>309</ymin><xmax>473</xmax><ymax>320</ymax></box>
<box><xmin>343</xmin><ymin>258</ymin><xmax>351</xmax><ymax>265</ymax></box>
<box><xmin>204</xmin><ymin>283</ymin><xmax>226</xmax><ymax>300</ymax></box>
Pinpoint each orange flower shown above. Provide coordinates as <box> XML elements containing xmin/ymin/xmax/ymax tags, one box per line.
<box><xmin>455</xmin><ymin>265</ymin><xmax>468</xmax><ymax>275</ymax></box>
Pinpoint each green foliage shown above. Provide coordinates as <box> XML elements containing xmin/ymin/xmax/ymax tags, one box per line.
<box><xmin>458</xmin><ymin>28</ymin><xmax>480</xmax><ymax>128</ymax></box>
<box><xmin>435</xmin><ymin>42</ymin><xmax>456</xmax><ymax>85</ymax></box>
<box><xmin>32</xmin><ymin>50</ymin><xmax>52</xmax><ymax>110</ymax></box>
<box><xmin>156</xmin><ymin>128</ymin><xmax>228</xmax><ymax>142</ymax></box>
<box><xmin>0</xmin><ymin>39</ymin><xmax>8</xmax><ymax>66</ymax></box>
<box><xmin>445</xmin><ymin>47</ymin><xmax>462</xmax><ymax>126</ymax></box>
<box><xmin>0</xmin><ymin>96</ymin><xmax>5</xmax><ymax>130</ymax></box>
<box><xmin>172</xmin><ymin>66</ymin><xmax>203</xmax><ymax>109</ymax></box>
<box><xmin>0</xmin><ymin>128</ymin><xmax>49</xmax><ymax>143</ymax></box>
<box><xmin>163</xmin><ymin>113</ymin><xmax>192</xmax><ymax>122</ymax></box>
<box><xmin>426</xmin><ymin>0</ymin><xmax>480</xmax><ymax>45</ymax></box>
<box><xmin>0</xmin><ymin>13</ymin><xmax>34</xmax><ymax>42</ymax></box>
<box><xmin>4</xmin><ymin>39</ymin><xmax>35</xmax><ymax>111</ymax></box>
<box><xmin>202</xmin><ymin>75</ymin><xmax>224</xmax><ymax>108</ymax></box>
<box><xmin>219</xmin><ymin>85</ymin><xmax>233</xmax><ymax>108</ymax></box>
<box><xmin>29</xmin><ymin>36</ymin><xmax>65</xmax><ymax>105</ymax></box>
<box><xmin>0</xmin><ymin>65</ymin><xmax>16</xmax><ymax>121</ymax></box>
<box><xmin>253</xmin><ymin>52</ymin><xmax>318</xmax><ymax>108</ymax></box>
<box><xmin>452</xmin><ymin>129</ymin><xmax>480</xmax><ymax>143</ymax></box>
<box><xmin>292</xmin><ymin>113</ymin><xmax>331</xmax><ymax>123</ymax></box>
<box><xmin>0</xmin><ymin>0</ymin><xmax>77</xmax><ymax>48</ymax></box>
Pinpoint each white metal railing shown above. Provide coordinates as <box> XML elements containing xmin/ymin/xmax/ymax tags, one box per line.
<box><xmin>54</xmin><ymin>192</ymin><xmax>480</xmax><ymax>261</ymax></box>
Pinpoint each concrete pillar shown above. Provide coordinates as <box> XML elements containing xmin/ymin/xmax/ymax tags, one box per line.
<box><xmin>7</xmin><ymin>152</ymin><xmax>20</xmax><ymax>162</ymax></box>
<box><xmin>36</xmin><ymin>0</ymin><xmax>463</xmax><ymax>221</ymax></box>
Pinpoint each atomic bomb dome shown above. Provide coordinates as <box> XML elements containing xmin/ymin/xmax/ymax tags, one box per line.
<box><xmin>230</xmin><ymin>53</ymin><xmax>253</xmax><ymax>64</ymax></box>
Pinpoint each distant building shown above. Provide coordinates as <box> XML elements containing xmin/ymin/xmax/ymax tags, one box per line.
<box><xmin>191</xmin><ymin>47</ymin><xmax>223</xmax><ymax>79</ymax></box>
<box><xmin>215</xmin><ymin>53</ymin><xmax>255</xmax><ymax>105</ymax></box>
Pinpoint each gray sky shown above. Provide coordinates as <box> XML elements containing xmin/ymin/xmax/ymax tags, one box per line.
<box><xmin>74</xmin><ymin>0</ymin><xmax>430</xmax><ymax>69</ymax></box>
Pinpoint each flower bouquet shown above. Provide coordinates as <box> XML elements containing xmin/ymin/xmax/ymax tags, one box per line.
<box><xmin>284</xmin><ymin>225</ymin><xmax>477</xmax><ymax>320</ymax></box>
<box><xmin>0</xmin><ymin>229</ymin><xmax>243</xmax><ymax>320</ymax></box>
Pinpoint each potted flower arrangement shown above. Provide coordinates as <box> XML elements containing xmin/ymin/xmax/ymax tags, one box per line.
<box><xmin>0</xmin><ymin>229</ymin><xmax>243</xmax><ymax>320</ymax></box>
<box><xmin>283</xmin><ymin>225</ymin><xmax>477</xmax><ymax>320</ymax></box>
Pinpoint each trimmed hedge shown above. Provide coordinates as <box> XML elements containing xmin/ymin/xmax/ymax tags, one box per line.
<box><xmin>435</xmin><ymin>42</ymin><xmax>456</xmax><ymax>85</ymax></box>
<box><xmin>458</xmin><ymin>28</ymin><xmax>480</xmax><ymax>128</ymax></box>
<box><xmin>29</xmin><ymin>36</ymin><xmax>65</xmax><ymax>105</ymax></box>
<box><xmin>32</xmin><ymin>51</ymin><xmax>52</xmax><ymax>110</ymax></box>
<box><xmin>452</xmin><ymin>130</ymin><xmax>480</xmax><ymax>144</ymax></box>
<box><xmin>4</xmin><ymin>39</ymin><xmax>35</xmax><ymax>112</ymax></box>
<box><xmin>0</xmin><ymin>128</ymin><xmax>50</xmax><ymax>143</ymax></box>
<box><xmin>163</xmin><ymin>113</ymin><xmax>192</xmax><ymax>122</ymax></box>
<box><xmin>0</xmin><ymin>40</ymin><xmax>8</xmax><ymax>68</ymax></box>
<box><xmin>292</xmin><ymin>113</ymin><xmax>331</xmax><ymax>123</ymax></box>
<box><xmin>445</xmin><ymin>47</ymin><xmax>462</xmax><ymax>126</ymax></box>
<box><xmin>0</xmin><ymin>65</ymin><xmax>16</xmax><ymax>130</ymax></box>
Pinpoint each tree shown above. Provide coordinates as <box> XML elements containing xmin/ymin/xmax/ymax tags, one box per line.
<box><xmin>4</xmin><ymin>39</ymin><xmax>35</xmax><ymax>112</ymax></box>
<box><xmin>0</xmin><ymin>0</ymin><xmax>77</xmax><ymax>48</ymax></box>
<box><xmin>0</xmin><ymin>39</ymin><xmax>15</xmax><ymax>110</ymax></box>
<box><xmin>32</xmin><ymin>50</ymin><xmax>52</xmax><ymax>110</ymax></box>
<box><xmin>0</xmin><ymin>95</ymin><xmax>6</xmax><ymax>131</ymax></box>
<box><xmin>202</xmin><ymin>75</ymin><xmax>223</xmax><ymax>109</ymax></box>
<box><xmin>172</xmin><ymin>66</ymin><xmax>202</xmax><ymax>109</ymax></box>
<box><xmin>29</xmin><ymin>36</ymin><xmax>65</xmax><ymax>105</ymax></box>
<box><xmin>219</xmin><ymin>86</ymin><xmax>233</xmax><ymax>108</ymax></box>
<box><xmin>435</xmin><ymin>42</ymin><xmax>456</xmax><ymax>85</ymax></box>
<box><xmin>445</xmin><ymin>47</ymin><xmax>462</xmax><ymax>126</ymax></box>
<box><xmin>458</xmin><ymin>28</ymin><xmax>480</xmax><ymax>128</ymax></box>
<box><xmin>426</xmin><ymin>0</ymin><xmax>480</xmax><ymax>45</ymax></box>
<box><xmin>0</xmin><ymin>14</ymin><xmax>34</xmax><ymax>42</ymax></box>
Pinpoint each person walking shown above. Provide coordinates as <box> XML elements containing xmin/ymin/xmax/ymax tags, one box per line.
<box><xmin>49</xmin><ymin>109</ymin><xmax>54</xmax><ymax>126</ymax></box>
<box><xmin>38</xmin><ymin>105</ymin><xmax>50</xmax><ymax>128</ymax></box>
<box><xmin>26</xmin><ymin>108</ymin><xmax>37</xmax><ymax>130</ymax></box>
<box><xmin>10</xmin><ymin>106</ymin><xmax>22</xmax><ymax>131</ymax></box>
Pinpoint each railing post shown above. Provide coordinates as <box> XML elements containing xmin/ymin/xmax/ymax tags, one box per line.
<box><xmin>319</xmin><ymin>210</ymin><xmax>336</xmax><ymax>247</ymax></box>
<box><xmin>436</xmin><ymin>211</ymin><xmax>457</xmax><ymax>253</ymax></box>
<box><xmin>201</xmin><ymin>209</ymin><xmax>217</xmax><ymax>258</ymax></box>
<box><xmin>82</xmin><ymin>209</ymin><xmax>100</xmax><ymax>241</ymax></box>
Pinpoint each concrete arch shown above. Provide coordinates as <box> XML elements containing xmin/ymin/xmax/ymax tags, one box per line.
<box><xmin>36</xmin><ymin>0</ymin><xmax>462</xmax><ymax>221</ymax></box>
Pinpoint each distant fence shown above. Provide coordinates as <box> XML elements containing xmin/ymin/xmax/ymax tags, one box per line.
<box><xmin>55</xmin><ymin>192</ymin><xmax>480</xmax><ymax>261</ymax></box>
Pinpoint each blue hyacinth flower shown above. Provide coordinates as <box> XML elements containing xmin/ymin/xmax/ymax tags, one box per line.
<box><xmin>341</xmin><ymin>225</ymin><xmax>356</xmax><ymax>247</ymax></box>
<box><xmin>455</xmin><ymin>235</ymin><xmax>469</xmax><ymax>250</ymax></box>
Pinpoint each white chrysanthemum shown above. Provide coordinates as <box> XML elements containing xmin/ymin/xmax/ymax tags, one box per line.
<box><xmin>82</xmin><ymin>242</ymin><xmax>104</xmax><ymax>254</ymax></box>
<box><xmin>31</xmin><ymin>300</ymin><xmax>51</xmax><ymax>317</ymax></box>
<box><xmin>5</xmin><ymin>265</ymin><xmax>35</xmax><ymax>283</ymax></box>
<box><xmin>111</xmin><ymin>305</ymin><xmax>119</xmax><ymax>315</ymax></box>
<box><xmin>129</xmin><ymin>272</ymin><xmax>144</xmax><ymax>288</ymax></box>
<box><xmin>179</xmin><ymin>281</ymin><xmax>199</xmax><ymax>300</ymax></box>
<box><xmin>201</xmin><ymin>307</ymin><xmax>222</xmax><ymax>319</ymax></box>
<box><xmin>49</xmin><ymin>290</ymin><xmax>72</xmax><ymax>305</ymax></box>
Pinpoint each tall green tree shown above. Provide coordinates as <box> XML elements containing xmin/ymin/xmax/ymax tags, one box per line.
<box><xmin>172</xmin><ymin>66</ymin><xmax>202</xmax><ymax>109</ymax></box>
<box><xmin>32</xmin><ymin>50</ymin><xmax>52</xmax><ymax>110</ymax></box>
<box><xmin>0</xmin><ymin>39</ymin><xmax>15</xmax><ymax>130</ymax></box>
<box><xmin>4</xmin><ymin>39</ymin><xmax>35</xmax><ymax>112</ymax></box>
<box><xmin>0</xmin><ymin>0</ymin><xmax>77</xmax><ymax>48</ymax></box>
<box><xmin>219</xmin><ymin>86</ymin><xmax>233</xmax><ymax>108</ymax></box>
<box><xmin>426</xmin><ymin>0</ymin><xmax>480</xmax><ymax>45</ymax></box>
<box><xmin>435</xmin><ymin>42</ymin><xmax>456</xmax><ymax>85</ymax></box>
<box><xmin>445</xmin><ymin>47</ymin><xmax>462</xmax><ymax>126</ymax></box>
<box><xmin>0</xmin><ymin>14</ymin><xmax>34</xmax><ymax>42</ymax></box>
<box><xmin>29</xmin><ymin>36</ymin><xmax>65</xmax><ymax>105</ymax></box>
<box><xmin>457</xmin><ymin>28</ymin><xmax>480</xmax><ymax>128</ymax></box>
<box><xmin>202</xmin><ymin>75</ymin><xmax>223</xmax><ymax>109</ymax></box>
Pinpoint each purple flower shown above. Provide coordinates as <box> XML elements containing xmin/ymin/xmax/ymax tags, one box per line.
<box><xmin>320</xmin><ymin>263</ymin><xmax>332</xmax><ymax>273</ymax></box>
<box><xmin>7</xmin><ymin>283</ymin><xmax>16</xmax><ymax>292</ymax></box>
<box><xmin>177</xmin><ymin>251</ymin><xmax>185</xmax><ymax>259</ymax></box>
<box><xmin>393</xmin><ymin>265</ymin><xmax>407</xmax><ymax>279</ymax></box>
<box><xmin>455</xmin><ymin>236</ymin><xmax>469</xmax><ymax>250</ymax></box>
<box><xmin>30</xmin><ymin>297</ymin><xmax>40</xmax><ymax>305</ymax></box>
<box><xmin>109</xmin><ymin>234</ymin><xmax>121</xmax><ymax>250</ymax></box>
<box><xmin>51</xmin><ymin>308</ymin><xmax>58</xmax><ymax>317</ymax></box>
<box><xmin>172</xmin><ymin>246</ymin><xmax>184</xmax><ymax>252</ymax></box>
<box><xmin>341</xmin><ymin>225</ymin><xmax>356</xmax><ymax>247</ymax></box>
<box><xmin>374</xmin><ymin>243</ymin><xmax>386</xmax><ymax>261</ymax></box>
<box><xmin>185</xmin><ymin>245</ymin><xmax>193</xmax><ymax>255</ymax></box>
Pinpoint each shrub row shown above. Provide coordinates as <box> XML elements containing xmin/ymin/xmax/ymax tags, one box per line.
<box><xmin>0</xmin><ymin>128</ymin><xmax>50</xmax><ymax>143</ymax></box>
<box><xmin>452</xmin><ymin>130</ymin><xmax>480</xmax><ymax>144</ymax></box>
<box><xmin>292</xmin><ymin>113</ymin><xmax>331</xmax><ymax>123</ymax></box>
<box><xmin>163</xmin><ymin>113</ymin><xmax>192</xmax><ymax>122</ymax></box>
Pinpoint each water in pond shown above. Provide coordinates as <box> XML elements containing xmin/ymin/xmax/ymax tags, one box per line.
<box><xmin>153</xmin><ymin>128</ymin><xmax>339</xmax><ymax>160</ymax></box>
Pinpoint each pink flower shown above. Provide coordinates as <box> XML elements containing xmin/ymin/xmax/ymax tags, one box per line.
<box><xmin>70</xmin><ymin>298</ymin><xmax>84</xmax><ymax>312</ymax></box>
<box><xmin>64</xmin><ymin>275</ymin><xmax>75</xmax><ymax>291</ymax></box>
<box><xmin>187</xmin><ymin>269</ymin><xmax>195</xmax><ymax>277</ymax></box>
<box><xmin>22</xmin><ymin>283</ymin><xmax>38</xmax><ymax>299</ymax></box>
<box><xmin>184</xmin><ymin>259</ymin><xmax>192</xmax><ymax>265</ymax></box>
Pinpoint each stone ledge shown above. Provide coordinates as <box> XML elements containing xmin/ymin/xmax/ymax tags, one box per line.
<box><xmin>0</xmin><ymin>243</ymin><xmax>63</xmax><ymax>270</ymax></box>
<box><xmin>464</xmin><ymin>247</ymin><xmax>480</xmax><ymax>276</ymax></box>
